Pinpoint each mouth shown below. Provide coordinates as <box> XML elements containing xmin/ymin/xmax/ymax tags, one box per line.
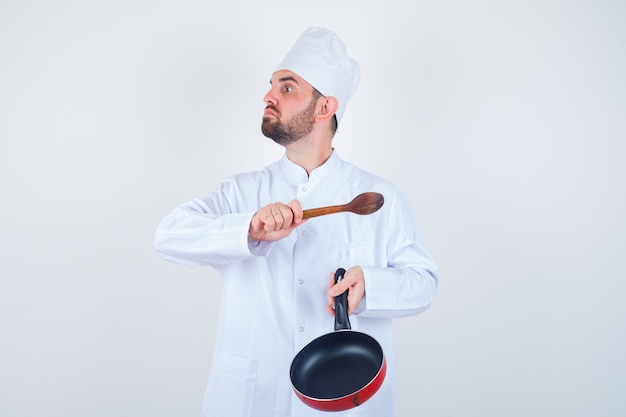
<box><xmin>264</xmin><ymin>107</ymin><xmax>279</xmax><ymax>117</ymax></box>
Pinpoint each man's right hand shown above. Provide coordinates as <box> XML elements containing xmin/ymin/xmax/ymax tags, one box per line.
<box><xmin>248</xmin><ymin>199</ymin><xmax>305</xmax><ymax>242</ymax></box>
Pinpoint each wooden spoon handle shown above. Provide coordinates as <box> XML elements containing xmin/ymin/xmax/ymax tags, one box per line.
<box><xmin>302</xmin><ymin>204</ymin><xmax>347</xmax><ymax>219</ymax></box>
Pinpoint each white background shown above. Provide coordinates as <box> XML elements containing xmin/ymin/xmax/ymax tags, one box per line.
<box><xmin>1</xmin><ymin>1</ymin><xmax>625</xmax><ymax>416</ymax></box>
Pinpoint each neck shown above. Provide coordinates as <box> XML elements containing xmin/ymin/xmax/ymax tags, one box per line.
<box><xmin>285</xmin><ymin>136</ymin><xmax>333</xmax><ymax>176</ymax></box>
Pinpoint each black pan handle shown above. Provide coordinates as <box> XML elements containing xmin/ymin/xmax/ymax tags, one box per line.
<box><xmin>334</xmin><ymin>268</ymin><xmax>351</xmax><ymax>331</ymax></box>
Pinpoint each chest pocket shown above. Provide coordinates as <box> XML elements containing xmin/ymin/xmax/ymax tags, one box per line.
<box><xmin>338</xmin><ymin>242</ymin><xmax>376</xmax><ymax>268</ymax></box>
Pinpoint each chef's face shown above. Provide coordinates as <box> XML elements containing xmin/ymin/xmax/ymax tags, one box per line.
<box><xmin>262</xmin><ymin>70</ymin><xmax>320</xmax><ymax>146</ymax></box>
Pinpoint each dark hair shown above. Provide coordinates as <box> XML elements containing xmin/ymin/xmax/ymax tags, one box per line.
<box><xmin>312</xmin><ymin>88</ymin><xmax>338</xmax><ymax>136</ymax></box>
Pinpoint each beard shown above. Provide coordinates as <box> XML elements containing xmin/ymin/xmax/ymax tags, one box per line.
<box><xmin>261</xmin><ymin>96</ymin><xmax>317</xmax><ymax>146</ymax></box>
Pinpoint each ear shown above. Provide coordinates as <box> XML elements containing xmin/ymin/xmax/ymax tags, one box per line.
<box><xmin>315</xmin><ymin>96</ymin><xmax>339</xmax><ymax>123</ymax></box>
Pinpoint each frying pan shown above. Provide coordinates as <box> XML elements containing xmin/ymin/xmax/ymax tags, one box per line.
<box><xmin>289</xmin><ymin>268</ymin><xmax>386</xmax><ymax>411</ymax></box>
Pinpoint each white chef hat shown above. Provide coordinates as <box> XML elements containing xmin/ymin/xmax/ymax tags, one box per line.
<box><xmin>275</xmin><ymin>27</ymin><xmax>360</xmax><ymax>124</ymax></box>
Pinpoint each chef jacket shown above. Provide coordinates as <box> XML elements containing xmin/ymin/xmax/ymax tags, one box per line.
<box><xmin>154</xmin><ymin>150</ymin><xmax>438</xmax><ymax>417</ymax></box>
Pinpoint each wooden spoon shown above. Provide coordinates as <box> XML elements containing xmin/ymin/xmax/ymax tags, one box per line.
<box><xmin>302</xmin><ymin>192</ymin><xmax>385</xmax><ymax>220</ymax></box>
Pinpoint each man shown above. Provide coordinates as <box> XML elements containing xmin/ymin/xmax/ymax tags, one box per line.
<box><xmin>154</xmin><ymin>27</ymin><xmax>438</xmax><ymax>417</ymax></box>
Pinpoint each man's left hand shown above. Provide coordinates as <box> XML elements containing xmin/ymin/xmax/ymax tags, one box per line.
<box><xmin>326</xmin><ymin>266</ymin><xmax>365</xmax><ymax>316</ymax></box>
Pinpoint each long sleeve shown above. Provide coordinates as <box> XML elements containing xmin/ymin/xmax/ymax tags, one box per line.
<box><xmin>154</xmin><ymin>190</ymin><xmax>273</xmax><ymax>266</ymax></box>
<box><xmin>359</xmin><ymin>188</ymin><xmax>438</xmax><ymax>318</ymax></box>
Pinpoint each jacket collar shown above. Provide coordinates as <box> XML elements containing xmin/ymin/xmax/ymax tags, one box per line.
<box><xmin>279</xmin><ymin>149</ymin><xmax>340</xmax><ymax>184</ymax></box>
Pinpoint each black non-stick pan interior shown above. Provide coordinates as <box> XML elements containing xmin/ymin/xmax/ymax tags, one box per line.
<box><xmin>290</xmin><ymin>330</ymin><xmax>384</xmax><ymax>399</ymax></box>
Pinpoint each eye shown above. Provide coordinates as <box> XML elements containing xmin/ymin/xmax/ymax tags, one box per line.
<box><xmin>282</xmin><ymin>85</ymin><xmax>293</xmax><ymax>93</ymax></box>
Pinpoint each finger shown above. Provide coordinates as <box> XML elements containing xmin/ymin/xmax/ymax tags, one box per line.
<box><xmin>271</xmin><ymin>204</ymin><xmax>285</xmax><ymax>231</ymax></box>
<box><xmin>326</xmin><ymin>304</ymin><xmax>335</xmax><ymax>317</ymax></box>
<box><xmin>288</xmin><ymin>199</ymin><xmax>304</xmax><ymax>224</ymax></box>
<box><xmin>249</xmin><ymin>213</ymin><xmax>264</xmax><ymax>236</ymax></box>
<box><xmin>329</xmin><ymin>277</ymin><xmax>352</xmax><ymax>298</ymax></box>
<box><xmin>254</xmin><ymin>205</ymin><xmax>275</xmax><ymax>233</ymax></box>
<box><xmin>264</xmin><ymin>203</ymin><xmax>285</xmax><ymax>232</ymax></box>
<box><xmin>277</xmin><ymin>204</ymin><xmax>294</xmax><ymax>228</ymax></box>
<box><xmin>327</xmin><ymin>272</ymin><xmax>336</xmax><ymax>308</ymax></box>
<box><xmin>250</xmin><ymin>209</ymin><xmax>273</xmax><ymax>239</ymax></box>
<box><xmin>347</xmin><ymin>285</ymin><xmax>365</xmax><ymax>315</ymax></box>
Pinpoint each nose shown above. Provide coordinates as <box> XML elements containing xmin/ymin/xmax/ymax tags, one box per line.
<box><xmin>264</xmin><ymin>86</ymin><xmax>278</xmax><ymax>107</ymax></box>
